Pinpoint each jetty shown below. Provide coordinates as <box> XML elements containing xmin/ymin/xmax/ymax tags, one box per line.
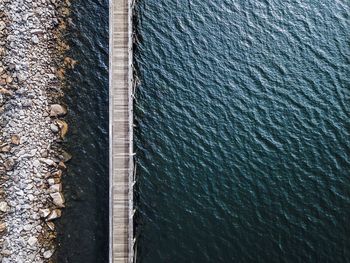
<box><xmin>109</xmin><ymin>0</ymin><xmax>134</xmax><ymax>262</ymax></box>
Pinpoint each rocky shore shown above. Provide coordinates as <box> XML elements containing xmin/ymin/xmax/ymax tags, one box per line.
<box><xmin>0</xmin><ymin>0</ymin><xmax>72</xmax><ymax>262</ymax></box>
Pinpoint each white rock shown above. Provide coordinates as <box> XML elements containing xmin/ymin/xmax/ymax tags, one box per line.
<box><xmin>43</xmin><ymin>250</ymin><xmax>54</xmax><ymax>259</ymax></box>
<box><xmin>31</xmin><ymin>35</ymin><xmax>39</xmax><ymax>44</ymax></box>
<box><xmin>50</xmin><ymin>192</ymin><xmax>65</xmax><ymax>207</ymax></box>
<box><xmin>27</xmin><ymin>236</ymin><xmax>37</xmax><ymax>247</ymax></box>
<box><xmin>49</xmin><ymin>183</ymin><xmax>62</xmax><ymax>193</ymax></box>
<box><xmin>0</xmin><ymin>202</ymin><xmax>8</xmax><ymax>212</ymax></box>
<box><xmin>46</xmin><ymin>209</ymin><xmax>61</xmax><ymax>221</ymax></box>
<box><xmin>23</xmin><ymin>224</ymin><xmax>33</xmax><ymax>231</ymax></box>
<box><xmin>39</xmin><ymin>208</ymin><xmax>51</xmax><ymax>218</ymax></box>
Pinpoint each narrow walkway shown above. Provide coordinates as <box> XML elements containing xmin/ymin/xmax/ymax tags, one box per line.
<box><xmin>109</xmin><ymin>0</ymin><xmax>133</xmax><ymax>262</ymax></box>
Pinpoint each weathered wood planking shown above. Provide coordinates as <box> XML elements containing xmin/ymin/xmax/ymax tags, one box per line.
<box><xmin>109</xmin><ymin>0</ymin><xmax>133</xmax><ymax>262</ymax></box>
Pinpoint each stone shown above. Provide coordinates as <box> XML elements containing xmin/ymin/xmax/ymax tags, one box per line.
<box><xmin>5</xmin><ymin>76</ymin><xmax>12</xmax><ymax>84</ymax></box>
<box><xmin>56</xmin><ymin>120</ymin><xmax>68</xmax><ymax>139</ymax></box>
<box><xmin>31</xmin><ymin>35</ymin><xmax>39</xmax><ymax>44</ymax></box>
<box><xmin>50</xmin><ymin>123</ymin><xmax>59</xmax><ymax>133</ymax></box>
<box><xmin>39</xmin><ymin>208</ymin><xmax>51</xmax><ymax>218</ymax></box>
<box><xmin>1</xmin><ymin>144</ymin><xmax>11</xmax><ymax>153</ymax></box>
<box><xmin>60</xmin><ymin>150</ymin><xmax>72</xmax><ymax>162</ymax></box>
<box><xmin>50</xmin><ymin>192</ymin><xmax>65</xmax><ymax>207</ymax></box>
<box><xmin>4</xmin><ymin>159</ymin><xmax>15</xmax><ymax>171</ymax></box>
<box><xmin>23</xmin><ymin>224</ymin><xmax>33</xmax><ymax>231</ymax></box>
<box><xmin>43</xmin><ymin>250</ymin><xmax>54</xmax><ymax>259</ymax></box>
<box><xmin>46</xmin><ymin>209</ymin><xmax>62</xmax><ymax>221</ymax></box>
<box><xmin>49</xmin><ymin>183</ymin><xmax>62</xmax><ymax>193</ymax></box>
<box><xmin>0</xmin><ymin>21</ymin><xmax>5</xmax><ymax>31</ymax></box>
<box><xmin>0</xmin><ymin>88</ymin><xmax>12</xmax><ymax>96</ymax></box>
<box><xmin>64</xmin><ymin>57</ymin><xmax>77</xmax><ymax>69</ymax></box>
<box><xmin>27</xmin><ymin>236</ymin><xmax>37</xmax><ymax>246</ymax></box>
<box><xmin>58</xmin><ymin>162</ymin><xmax>67</xmax><ymax>170</ymax></box>
<box><xmin>48</xmin><ymin>178</ymin><xmax>55</xmax><ymax>185</ymax></box>
<box><xmin>0</xmin><ymin>222</ymin><xmax>6</xmax><ymax>232</ymax></box>
<box><xmin>50</xmin><ymin>104</ymin><xmax>67</xmax><ymax>117</ymax></box>
<box><xmin>10</xmin><ymin>135</ymin><xmax>20</xmax><ymax>145</ymax></box>
<box><xmin>0</xmin><ymin>201</ymin><xmax>8</xmax><ymax>212</ymax></box>
<box><xmin>46</xmin><ymin>222</ymin><xmax>55</xmax><ymax>231</ymax></box>
<box><xmin>39</xmin><ymin>158</ymin><xmax>55</xmax><ymax>166</ymax></box>
<box><xmin>52</xmin><ymin>170</ymin><xmax>62</xmax><ymax>178</ymax></box>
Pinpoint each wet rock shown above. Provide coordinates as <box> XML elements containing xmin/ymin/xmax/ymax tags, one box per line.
<box><xmin>64</xmin><ymin>57</ymin><xmax>77</xmax><ymax>69</ymax></box>
<box><xmin>60</xmin><ymin>150</ymin><xmax>72</xmax><ymax>162</ymax></box>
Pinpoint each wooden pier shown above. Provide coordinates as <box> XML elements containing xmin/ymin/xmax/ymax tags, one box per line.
<box><xmin>109</xmin><ymin>0</ymin><xmax>134</xmax><ymax>262</ymax></box>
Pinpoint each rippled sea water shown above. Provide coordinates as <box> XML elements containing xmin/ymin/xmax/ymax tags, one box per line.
<box><xmin>135</xmin><ymin>0</ymin><xmax>350</xmax><ymax>262</ymax></box>
<box><xmin>55</xmin><ymin>0</ymin><xmax>109</xmax><ymax>262</ymax></box>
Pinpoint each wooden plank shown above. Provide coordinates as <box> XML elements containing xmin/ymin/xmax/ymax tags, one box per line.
<box><xmin>109</xmin><ymin>0</ymin><xmax>133</xmax><ymax>262</ymax></box>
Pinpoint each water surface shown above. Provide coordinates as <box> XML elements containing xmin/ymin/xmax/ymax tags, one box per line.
<box><xmin>55</xmin><ymin>0</ymin><xmax>109</xmax><ymax>262</ymax></box>
<box><xmin>135</xmin><ymin>0</ymin><xmax>350</xmax><ymax>262</ymax></box>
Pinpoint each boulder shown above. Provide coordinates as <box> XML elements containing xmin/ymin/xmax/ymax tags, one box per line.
<box><xmin>60</xmin><ymin>150</ymin><xmax>72</xmax><ymax>162</ymax></box>
<box><xmin>50</xmin><ymin>192</ymin><xmax>65</xmax><ymax>207</ymax></box>
<box><xmin>56</xmin><ymin>120</ymin><xmax>68</xmax><ymax>139</ymax></box>
<box><xmin>49</xmin><ymin>184</ymin><xmax>62</xmax><ymax>193</ymax></box>
<box><xmin>46</xmin><ymin>209</ymin><xmax>62</xmax><ymax>221</ymax></box>
<box><xmin>50</xmin><ymin>104</ymin><xmax>67</xmax><ymax>117</ymax></box>
<box><xmin>39</xmin><ymin>209</ymin><xmax>51</xmax><ymax>218</ymax></box>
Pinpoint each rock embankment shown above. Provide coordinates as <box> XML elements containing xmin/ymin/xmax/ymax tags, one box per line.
<box><xmin>0</xmin><ymin>0</ymin><xmax>71</xmax><ymax>262</ymax></box>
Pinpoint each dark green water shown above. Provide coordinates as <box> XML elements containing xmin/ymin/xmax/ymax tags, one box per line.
<box><xmin>135</xmin><ymin>0</ymin><xmax>350</xmax><ymax>262</ymax></box>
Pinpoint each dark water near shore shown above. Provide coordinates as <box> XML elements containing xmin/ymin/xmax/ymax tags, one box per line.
<box><xmin>55</xmin><ymin>0</ymin><xmax>109</xmax><ymax>262</ymax></box>
<box><xmin>135</xmin><ymin>0</ymin><xmax>350</xmax><ymax>262</ymax></box>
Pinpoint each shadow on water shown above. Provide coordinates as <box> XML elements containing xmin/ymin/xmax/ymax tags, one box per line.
<box><xmin>55</xmin><ymin>0</ymin><xmax>109</xmax><ymax>262</ymax></box>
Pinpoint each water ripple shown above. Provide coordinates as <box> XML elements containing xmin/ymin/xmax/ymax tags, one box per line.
<box><xmin>135</xmin><ymin>0</ymin><xmax>350</xmax><ymax>262</ymax></box>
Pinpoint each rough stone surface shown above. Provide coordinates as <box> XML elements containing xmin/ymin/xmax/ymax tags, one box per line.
<box><xmin>0</xmin><ymin>0</ymin><xmax>71</xmax><ymax>262</ymax></box>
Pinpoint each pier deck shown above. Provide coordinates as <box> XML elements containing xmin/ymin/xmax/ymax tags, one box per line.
<box><xmin>109</xmin><ymin>0</ymin><xmax>133</xmax><ymax>262</ymax></box>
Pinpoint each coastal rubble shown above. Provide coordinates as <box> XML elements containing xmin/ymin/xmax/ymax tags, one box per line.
<box><xmin>0</xmin><ymin>0</ymin><xmax>71</xmax><ymax>262</ymax></box>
